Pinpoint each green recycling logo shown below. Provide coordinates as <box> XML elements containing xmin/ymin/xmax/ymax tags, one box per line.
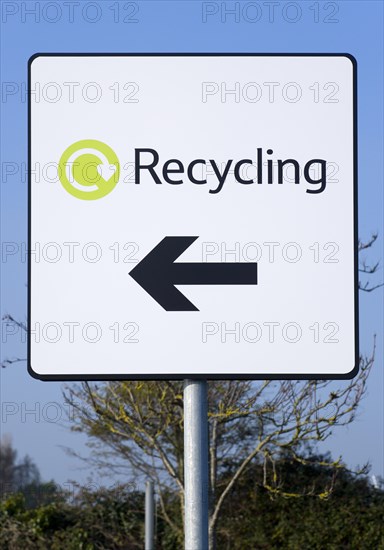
<box><xmin>58</xmin><ymin>140</ymin><xmax>120</xmax><ymax>200</ymax></box>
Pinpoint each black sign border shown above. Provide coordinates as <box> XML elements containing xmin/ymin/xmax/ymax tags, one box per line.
<box><xmin>28</xmin><ymin>53</ymin><xmax>359</xmax><ymax>381</ymax></box>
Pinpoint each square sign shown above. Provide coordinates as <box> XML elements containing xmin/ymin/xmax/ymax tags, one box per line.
<box><xmin>28</xmin><ymin>54</ymin><xmax>358</xmax><ymax>380</ymax></box>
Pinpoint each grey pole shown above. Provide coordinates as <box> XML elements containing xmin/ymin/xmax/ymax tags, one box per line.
<box><xmin>145</xmin><ymin>480</ymin><xmax>155</xmax><ymax>550</ymax></box>
<box><xmin>184</xmin><ymin>380</ymin><xmax>209</xmax><ymax>550</ymax></box>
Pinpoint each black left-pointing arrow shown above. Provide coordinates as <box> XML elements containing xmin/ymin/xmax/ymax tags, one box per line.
<box><xmin>129</xmin><ymin>236</ymin><xmax>258</xmax><ymax>311</ymax></box>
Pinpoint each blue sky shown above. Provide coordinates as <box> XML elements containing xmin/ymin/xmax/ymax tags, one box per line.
<box><xmin>1</xmin><ymin>0</ymin><xmax>383</xmax><ymax>487</ymax></box>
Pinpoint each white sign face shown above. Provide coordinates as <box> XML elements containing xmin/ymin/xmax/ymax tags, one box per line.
<box><xmin>29</xmin><ymin>54</ymin><xmax>357</xmax><ymax>380</ymax></box>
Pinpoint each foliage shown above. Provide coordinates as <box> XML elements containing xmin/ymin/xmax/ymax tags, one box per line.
<box><xmin>0</xmin><ymin>455</ymin><xmax>382</xmax><ymax>550</ymax></box>
<box><xmin>0</xmin><ymin>485</ymin><xmax>146</xmax><ymax>550</ymax></box>
<box><xmin>216</xmin><ymin>454</ymin><xmax>384</xmax><ymax>549</ymax></box>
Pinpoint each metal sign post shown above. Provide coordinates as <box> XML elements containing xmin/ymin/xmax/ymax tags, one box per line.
<box><xmin>184</xmin><ymin>379</ymin><xmax>209</xmax><ymax>550</ymax></box>
<box><xmin>145</xmin><ymin>480</ymin><xmax>155</xmax><ymax>550</ymax></box>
